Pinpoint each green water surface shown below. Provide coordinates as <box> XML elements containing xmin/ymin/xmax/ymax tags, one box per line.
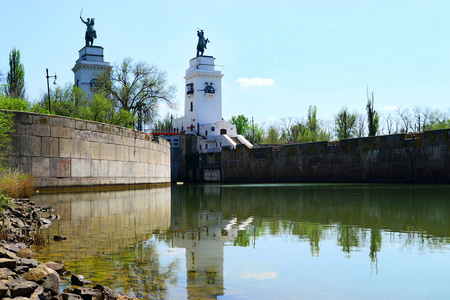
<box><xmin>32</xmin><ymin>184</ymin><xmax>450</xmax><ymax>299</ymax></box>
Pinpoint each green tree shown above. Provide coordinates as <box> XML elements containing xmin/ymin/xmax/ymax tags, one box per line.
<box><xmin>154</xmin><ymin>113</ymin><xmax>174</xmax><ymax>131</ymax></box>
<box><xmin>95</xmin><ymin>58</ymin><xmax>175</xmax><ymax>130</ymax></box>
<box><xmin>6</xmin><ymin>48</ymin><xmax>25</xmax><ymax>99</ymax></box>
<box><xmin>0</xmin><ymin>95</ymin><xmax>29</xmax><ymax>111</ymax></box>
<box><xmin>264</xmin><ymin>124</ymin><xmax>282</xmax><ymax>144</ymax></box>
<box><xmin>335</xmin><ymin>107</ymin><xmax>357</xmax><ymax>139</ymax></box>
<box><xmin>230</xmin><ymin>114</ymin><xmax>250</xmax><ymax>135</ymax></box>
<box><xmin>0</xmin><ymin>110</ymin><xmax>15</xmax><ymax>171</ymax></box>
<box><xmin>32</xmin><ymin>84</ymin><xmax>89</xmax><ymax>116</ymax></box>
<box><xmin>251</xmin><ymin>123</ymin><xmax>266</xmax><ymax>144</ymax></box>
<box><xmin>31</xmin><ymin>85</ymin><xmax>134</xmax><ymax>128</ymax></box>
<box><xmin>366</xmin><ymin>90</ymin><xmax>379</xmax><ymax>136</ymax></box>
<box><xmin>307</xmin><ymin>105</ymin><xmax>318</xmax><ymax>132</ymax></box>
<box><xmin>88</xmin><ymin>93</ymin><xmax>114</xmax><ymax>123</ymax></box>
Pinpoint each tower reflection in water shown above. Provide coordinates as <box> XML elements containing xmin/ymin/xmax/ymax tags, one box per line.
<box><xmin>170</xmin><ymin>185</ymin><xmax>253</xmax><ymax>299</ymax></box>
<box><xmin>32</xmin><ymin>184</ymin><xmax>450</xmax><ymax>299</ymax></box>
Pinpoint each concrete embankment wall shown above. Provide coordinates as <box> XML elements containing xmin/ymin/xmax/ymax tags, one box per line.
<box><xmin>6</xmin><ymin>110</ymin><xmax>170</xmax><ymax>188</ymax></box>
<box><xmin>219</xmin><ymin>129</ymin><xmax>450</xmax><ymax>184</ymax></box>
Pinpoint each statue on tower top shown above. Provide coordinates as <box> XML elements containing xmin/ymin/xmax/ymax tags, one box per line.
<box><xmin>80</xmin><ymin>9</ymin><xmax>97</xmax><ymax>47</ymax></box>
<box><xmin>196</xmin><ymin>29</ymin><xmax>210</xmax><ymax>57</ymax></box>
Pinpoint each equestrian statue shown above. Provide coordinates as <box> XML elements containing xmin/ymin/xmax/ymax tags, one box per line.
<box><xmin>80</xmin><ymin>10</ymin><xmax>97</xmax><ymax>47</ymax></box>
<box><xmin>196</xmin><ymin>29</ymin><xmax>210</xmax><ymax>57</ymax></box>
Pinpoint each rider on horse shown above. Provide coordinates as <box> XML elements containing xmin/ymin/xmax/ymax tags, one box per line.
<box><xmin>196</xmin><ymin>30</ymin><xmax>210</xmax><ymax>57</ymax></box>
<box><xmin>80</xmin><ymin>16</ymin><xmax>97</xmax><ymax>46</ymax></box>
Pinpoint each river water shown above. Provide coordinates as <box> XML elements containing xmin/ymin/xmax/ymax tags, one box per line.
<box><xmin>32</xmin><ymin>184</ymin><xmax>450</xmax><ymax>299</ymax></box>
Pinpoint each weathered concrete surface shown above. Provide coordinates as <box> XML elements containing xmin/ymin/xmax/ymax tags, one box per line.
<box><xmin>220</xmin><ymin>130</ymin><xmax>449</xmax><ymax>183</ymax></box>
<box><xmin>182</xmin><ymin>129</ymin><xmax>449</xmax><ymax>183</ymax></box>
<box><xmin>6</xmin><ymin>110</ymin><xmax>170</xmax><ymax>188</ymax></box>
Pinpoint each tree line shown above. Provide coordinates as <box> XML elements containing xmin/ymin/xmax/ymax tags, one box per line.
<box><xmin>229</xmin><ymin>90</ymin><xmax>449</xmax><ymax>145</ymax></box>
<box><xmin>1</xmin><ymin>48</ymin><xmax>175</xmax><ymax>131</ymax></box>
<box><xmin>1</xmin><ymin>47</ymin><xmax>449</xmax><ymax>147</ymax></box>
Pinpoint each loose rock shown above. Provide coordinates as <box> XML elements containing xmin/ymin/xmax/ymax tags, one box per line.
<box><xmin>1</xmin><ymin>198</ymin><xmax>136</xmax><ymax>300</ymax></box>
<box><xmin>24</xmin><ymin>263</ymin><xmax>54</xmax><ymax>282</ymax></box>
<box><xmin>5</xmin><ymin>278</ymin><xmax>39</xmax><ymax>298</ymax></box>
<box><xmin>17</xmin><ymin>248</ymin><xmax>33</xmax><ymax>259</ymax></box>
<box><xmin>0</xmin><ymin>281</ymin><xmax>8</xmax><ymax>298</ymax></box>
<box><xmin>0</xmin><ymin>258</ymin><xmax>17</xmax><ymax>268</ymax></box>
<box><xmin>63</xmin><ymin>293</ymin><xmax>83</xmax><ymax>300</ymax></box>
<box><xmin>71</xmin><ymin>274</ymin><xmax>91</xmax><ymax>286</ymax></box>
<box><xmin>54</xmin><ymin>235</ymin><xmax>68</xmax><ymax>241</ymax></box>
<box><xmin>45</xmin><ymin>261</ymin><xmax>67</xmax><ymax>275</ymax></box>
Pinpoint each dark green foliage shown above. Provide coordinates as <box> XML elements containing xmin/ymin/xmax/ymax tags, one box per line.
<box><xmin>6</xmin><ymin>48</ymin><xmax>25</xmax><ymax>99</ymax></box>
<box><xmin>335</xmin><ymin>107</ymin><xmax>357</xmax><ymax>139</ymax></box>
<box><xmin>307</xmin><ymin>105</ymin><xmax>318</xmax><ymax>132</ymax></box>
<box><xmin>0</xmin><ymin>110</ymin><xmax>15</xmax><ymax>171</ymax></box>
<box><xmin>366</xmin><ymin>90</ymin><xmax>379</xmax><ymax>136</ymax></box>
<box><xmin>230</xmin><ymin>115</ymin><xmax>250</xmax><ymax>135</ymax></box>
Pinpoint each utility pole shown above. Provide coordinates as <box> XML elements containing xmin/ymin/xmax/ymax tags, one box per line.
<box><xmin>252</xmin><ymin>117</ymin><xmax>255</xmax><ymax>145</ymax></box>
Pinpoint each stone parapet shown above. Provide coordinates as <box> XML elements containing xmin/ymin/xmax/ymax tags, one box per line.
<box><xmin>5</xmin><ymin>110</ymin><xmax>170</xmax><ymax>189</ymax></box>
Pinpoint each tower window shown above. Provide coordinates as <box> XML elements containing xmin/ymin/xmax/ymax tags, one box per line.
<box><xmin>204</xmin><ymin>85</ymin><xmax>215</xmax><ymax>94</ymax></box>
<box><xmin>190</xmin><ymin>102</ymin><xmax>193</xmax><ymax>111</ymax></box>
<box><xmin>186</xmin><ymin>83</ymin><xmax>194</xmax><ymax>95</ymax></box>
<box><xmin>89</xmin><ymin>78</ymin><xmax>96</xmax><ymax>90</ymax></box>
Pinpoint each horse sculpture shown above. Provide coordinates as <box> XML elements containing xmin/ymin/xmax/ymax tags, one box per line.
<box><xmin>80</xmin><ymin>16</ymin><xmax>97</xmax><ymax>47</ymax></box>
<box><xmin>196</xmin><ymin>30</ymin><xmax>209</xmax><ymax>57</ymax></box>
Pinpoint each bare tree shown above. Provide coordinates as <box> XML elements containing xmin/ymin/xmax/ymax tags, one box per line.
<box><xmin>280</xmin><ymin>117</ymin><xmax>294</xmax><ymax>142</ymax></box>
<box><xmin>396</xmin><ymin>107</ymin><xmax>412</xmax><ymax>133</ymax></box>
<box><xmin>356</xmin><ymin>114</ymin><xmax>366</xmax><ymax>137</ymax></box>
<box><xmin>383</xmin><ymin>113</ymin><xmax>394</xmax><ymax>135</ymax></box>
<box><xmin>95</xmin><ymin>57</ymin><xmax>175</xmax><ymax>130</ymax></box>
<box><xmin>413</xmin><ymin>106</ymin><xmax>422</xmax><ymax>132</ymax></box>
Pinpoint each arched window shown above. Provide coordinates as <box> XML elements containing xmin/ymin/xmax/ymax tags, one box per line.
<box><xmin>89</xmin><ymin>78</ymin><xmax>96</xmax><ymax>90</ymax></box>
<box><xmin>204</xmin><ymin>85</ymin><xmax>215</xmax><ymax>94</ymax></box>
<box><xmin>220</xmin><ymin>129</ymin><xmax>227</xmax><ymax>135</ymax></box>
<box><xmin>186</xmin><ymin>83</ymin><xmax>194</xmax><ymax>95</ymax></box>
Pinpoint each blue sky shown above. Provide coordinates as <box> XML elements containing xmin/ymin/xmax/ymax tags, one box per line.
<box><xmin>1</xmin><ymin>0</ymin><xmax>450</xmax><ymax>125</ymax></box>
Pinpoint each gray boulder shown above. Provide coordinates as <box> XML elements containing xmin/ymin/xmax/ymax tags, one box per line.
<box><xmin>6</xmin><ymin>278</ymin><xmax>39</xmax><ymax>297</ymax></box>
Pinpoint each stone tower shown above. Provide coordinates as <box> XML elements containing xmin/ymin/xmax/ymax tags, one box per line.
<box><xmin>72</xmin><ymin>46</ymin><xmax>111</xmax><ymax>100</ymax></box>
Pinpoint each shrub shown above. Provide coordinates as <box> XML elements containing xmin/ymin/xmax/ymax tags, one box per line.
<box><xmin>0</xmin><ymin>95</ymin><xmax>30</xmax><ymax>111</ymax></box>
<box><xmin>0</xmin><ymin>110</ymin><xmax>15</xmax><ymax>170</ymax></box>
<box><xmin>0</xmin><ymin>194</ymin><xmax>13</xmax><ymax>212</ymax></box>
<box><xmin>0</xmin><ymin>169</ymin><xmax>35</xmax><ymax>199</ymax></box>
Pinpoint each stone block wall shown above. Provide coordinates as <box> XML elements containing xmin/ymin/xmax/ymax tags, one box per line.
<box><xmin>7</xmin><ymin>111</ymin><xmax>170</xmax><ymax>188</ymax></box>
<box><xmin>220</xmin><ymin>129</ymin><xmax>450</xmax><ymax>184</ymax></box>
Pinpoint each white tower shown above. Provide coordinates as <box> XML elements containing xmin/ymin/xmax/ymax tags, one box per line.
<box><xmin>72</xmin><ymin>46</ymin><xmax>111</xmax><ymax>100</ymax></box>
<box><xmin>179</xmin><ymin>56</ymin><xmax>223</xmax><ymax>129</ymax></box>
<box><xmin>173</xmin><ymin>55</ymin><xmax>253</xmax><ymax>152</ymax></box>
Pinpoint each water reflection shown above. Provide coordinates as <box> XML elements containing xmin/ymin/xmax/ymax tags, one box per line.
<box><xmin>32</xmin><ymin>184</ymin><xmax>450</xmax><ymax>299</ymax></box>
<box><xmin>169</xmin><ymin>184</ymin><xmax>450</xmax><ymax>298</ymax></box>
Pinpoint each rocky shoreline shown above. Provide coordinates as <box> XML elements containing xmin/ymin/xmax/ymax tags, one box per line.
<box><xmin>0</xmin><ymin>199</ymin><xmax>138</xmax><ymax>300</ymax></box>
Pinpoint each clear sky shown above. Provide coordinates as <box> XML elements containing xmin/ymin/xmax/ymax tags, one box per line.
<box><xmin>1</xmin><ymin>0</ymin><xmax>450</xmax><ymax>125</ymax></box>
